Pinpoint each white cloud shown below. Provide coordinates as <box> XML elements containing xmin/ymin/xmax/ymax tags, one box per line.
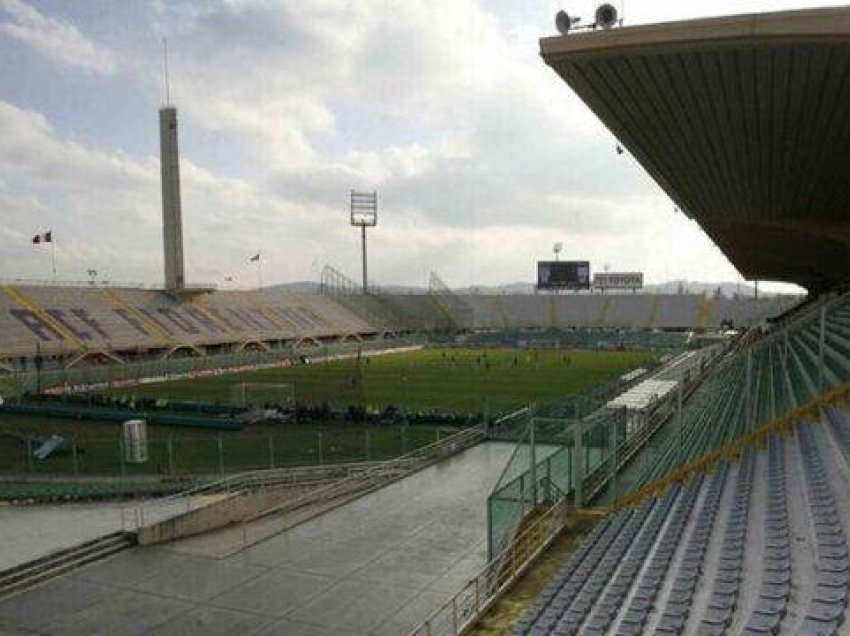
<box><xmin>0</xmin><ymin>0</ymin><xmax>116</xmax><ymax>75</ymax></box>
<box><xmin>0</xmin><ymin>1</ymin><xmax>811</xmax><ymax>295</ymax></box>
<box><xmin>0</xmin><ymin>100</ymin><xmax>334</xmax><ymax>285</ymax></box>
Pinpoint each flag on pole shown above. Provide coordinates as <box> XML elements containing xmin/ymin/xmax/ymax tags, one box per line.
<box><xmin>32</xmin><ymin>230</ymin><xmax>52</xmax><ymax>244</ymax></box>
<box><xmin>249</xmin><ymin>253</ymin><xmax>260</xmax><ymax>262</ymax></box>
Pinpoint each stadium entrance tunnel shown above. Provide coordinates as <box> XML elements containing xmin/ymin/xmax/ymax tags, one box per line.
<box><xmin>161</xmin><ymin>344</ymin><xmax>204</xmax><ymax>360</ymax></box>
<box><xmin>234</xmin><ymin>339</ymin><xmax>271</xmax><ymax>353</ymax></box>
<box><xmin>65</xmin><ymin>350</ymin><xmax>125</xmax><ymax>369</ymax></box>
<box><xmin>292</xmin><ymin>335</ymin><xmax>322</xmax><ymax>350</ymax></box>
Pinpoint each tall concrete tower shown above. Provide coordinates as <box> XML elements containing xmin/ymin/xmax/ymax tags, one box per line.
<box><xmin>160</xmin><ymin>106</ymin><xmax>185</xmax><ymax>291</ymax></box>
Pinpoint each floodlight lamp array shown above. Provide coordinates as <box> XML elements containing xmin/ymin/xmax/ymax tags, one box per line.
<box><xmin>350</xmin><ymin>190</ymin><xmax>378</xmax><ymax>227</ymax></box>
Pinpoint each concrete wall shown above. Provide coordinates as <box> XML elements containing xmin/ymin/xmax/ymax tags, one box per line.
<box><xmin>137</xmin><ymin>477</ymin><xmax>375</xmax><ymax>546</ymax></box>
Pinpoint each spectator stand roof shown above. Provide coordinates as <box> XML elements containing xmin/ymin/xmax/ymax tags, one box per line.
<box><xmin>540</xmin><ymin>6</ymin><xmax>850</xmax><ymax>292</ymax></box>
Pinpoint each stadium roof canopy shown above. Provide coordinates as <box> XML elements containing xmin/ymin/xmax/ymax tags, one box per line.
<box><xmin>540</xmin><ymin>7</ymin><xmax>850</xmax><ymax>292</ymax></box>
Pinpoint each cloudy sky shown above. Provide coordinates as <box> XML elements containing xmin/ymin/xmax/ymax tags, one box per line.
<box><xmin>0</xmin><ymin>0</ymin><xmax>839</xmax><ymax>291</ymax></box>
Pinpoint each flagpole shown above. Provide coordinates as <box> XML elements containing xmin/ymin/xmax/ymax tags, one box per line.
<box><xmin>50</xmin><ymin>234</ymin><xmax>56</xmax><ymax>281</ymax></box>
<box><xmin>257</xmin><ymin>254</ymin><xmax>263</xmax><ymax>290</ymax></box>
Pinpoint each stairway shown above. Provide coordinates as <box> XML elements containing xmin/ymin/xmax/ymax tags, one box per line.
<box><xmin>0</xmin><ymin>532</ymin><xmax>134</xmax><ymax>598</ymax></box>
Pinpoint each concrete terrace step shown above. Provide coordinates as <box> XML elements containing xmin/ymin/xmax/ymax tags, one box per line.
<box><xmin>0</xmin><ymin>531</ymin><xmax>134</xmax><ymax>598</ymax></box>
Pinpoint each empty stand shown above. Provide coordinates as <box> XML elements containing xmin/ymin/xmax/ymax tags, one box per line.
<box><xmin>459</xmin><ymin>293</ymin><xmax>790</xmax><ymax>333</ymax></box>
<box><xmin>634</xmin><ymin>292</ymin><xmax>850</xmax><ymax>490</ymax></box>
<box><xmin>0</xmin><ymin>284</ymin><xmax>376</xmax><ymax>360</ymax></box>
<box><xmin>515</xmin><ymin>409</ymin><xmax>850</xmax><ymax>635</ymax></box>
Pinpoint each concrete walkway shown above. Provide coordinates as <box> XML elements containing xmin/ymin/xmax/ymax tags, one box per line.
<box><xmin>0</xmin><ymin>441</ymin><xmax>516</xmax><ymax>635</ymax></box>
<box><xmin>0</xmin><ymin>501</ymin><xmax>127</xmax><ymax>571</ymax></box>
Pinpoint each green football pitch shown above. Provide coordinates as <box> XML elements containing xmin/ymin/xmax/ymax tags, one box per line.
<box><xmin>0</xmin><ymin>347</ymin><xmax>657</xmax><ymax>478</ymax></box>
<box><xmin>111</xmin><ymin>347</ymin><xmax>657</xmax><ymax>413</ymax></box>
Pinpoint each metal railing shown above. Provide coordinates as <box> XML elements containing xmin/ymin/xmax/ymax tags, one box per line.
<box><xmin>0</xmin><ymin>277</ymin><xmax>223</xmax><ymax>291</ymax></box>
<box><xmin>634</xmin><ymin>290</ymin><xmax>850</xmax><ymax>489</ymax></box>
<box><xmin>120</xmin><ymin>426</ymin><xmax>485</xmax><ymax>534</ymax></box>
<box><xmin>408</xmin><ymin>497</ymin><xmax>570</xmax><ymax>636</ymax></box>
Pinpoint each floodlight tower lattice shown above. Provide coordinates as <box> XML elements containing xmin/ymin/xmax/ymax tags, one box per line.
<box><xmin>350</xmin><ymin>190</ymin><xmax>378</xmax><ymax>295</ymax></box>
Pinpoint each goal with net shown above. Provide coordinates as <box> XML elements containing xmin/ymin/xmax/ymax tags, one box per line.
<box><xmin>230</xmin><ymin>382</ymin><xmax>295</xmax><ymax>409</ymax></box>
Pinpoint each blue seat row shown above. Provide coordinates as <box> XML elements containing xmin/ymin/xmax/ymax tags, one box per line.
<box><xmin>513</xmin><ymin>512</ymin><xmax>623</xmax><ymax>634</ymax></box>
<box><xmin>651</xmin><ymin>461</ymin><xmax>729</xmax><ymax>635</ymax></box>
<box><xmin>613</xmin><ymin>474</ymin><xmax>704</xmax><ymax>635</ymax></box>
<box><xmin>743</xmin><ymin>435</ymin><xmax>791</xmax><ymax>635</ymax></box>
<box><xmin>694</xmin><ymin>446</ymin><xmax>755</xmax><ymax>634</ymax></box>
<box><xmin>797</xmin><ymin>421</ymin><xmax>849</xmax><ymax>635</ymax></box>
<box><xmin>546</xmin><ymin>498</ymin><xmax>656</xmax><ymax>635</ymax></box>
<box><xmin>579</xmin><ymin>486</ymin><xmax>681</xmax><ymax>635</ymax></box>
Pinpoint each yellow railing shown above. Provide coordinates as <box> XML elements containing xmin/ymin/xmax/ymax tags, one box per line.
<box><xmin>492</xmin><ymin>296</ymin><xmax>511</xmax><ymax>330</ymax></box>
<box><xmin>190</xmin><ymin>296</ymin><xmax>236</xmax><ymax>334</ymax></box>
<box><xmin>100</xmin><ymin>288</ymin><xmax>174</xmax><ymax>344</ymax></box>
<box><xmin>597</xmin><ymin>296</ymin><xmax>613</xmax><ymax>326</ymax></box>
<box><xmin>645</xmin><ymin>295</ymin><xmax>660</xmax><ymax>329</ymax></box>
<box><xmin>2</xmin><ymin>285</ymin><xmax>85</xmax><ymax>351</ymax></box>
<box><xmin>697</xmin><ymin>295</ymin><xmax>713</xmax><ymax>329</ymax></box>
<box><xmin>613</xmin><ymin>380</ymin><xmax>850</xmax><ymax>510</ymax></box>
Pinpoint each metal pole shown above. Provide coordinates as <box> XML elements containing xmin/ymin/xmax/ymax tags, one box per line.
<box><xmin>745</xmin><ymin>351</ymin><xmax>753</xmax><ymax>429</ymax></box>
<box><xmin>318</xmin><ymin>431</ymin><xmax>323</xmax><ymax>465</ymax></box>
<box><xmin>519</xmin><ymin>474</ymin><xmax>526</xmax><ymax>515</ymax></box>
<box><xmin>573</xmin><ymin>411</ymin><xmax>583</xmax><ymax>508</ymax></box>
<box><xmin>783</xmin><ymin>330</ymin><xmax>790</xmax><ymax>410</ymax></box>
<box><xmin>365</xmin><ymin>429</ymin><xmax>371</xmax><ymax>461</ymax></box>
<box><xmin>676</xmin><ymin>382</ymin><xmax>683</xmax><ymax>465</ymax></box>
<box><xmin>167</xmin><ymin>433</ymin><xmax>174</xmax><ymax>475</ymax></box>
<box><xmin>217</xmin><ymin>434</ymin><xmax>224</xmax><ymax>476</ymax></box>
<box><xmin>361</xmin><ymin>224</ymin><xmax>367</xmax><ymax>294</ymax></box>
<box><xmin>529</xmin><ymin>407</ymin><xmax>537</xmax><ymax>507</ymax></box>
<box><xmin>609</xmin><ymin>413</ymin><xmax>618</xmax><ymax>504</ymax></box>
<box><xmin>451</xmin><ymin>597</ymin><xmax>458</xmax><ymax>635</ymax></box>
<box><xmin>486</xmin><ymin>495</ymin><xmax>493</xmax><ymax>560</ymax></box>
<box><xmin>818</xmin><ymin>306</ymin><xmax>826</xmax><ymax>392</ymax></box>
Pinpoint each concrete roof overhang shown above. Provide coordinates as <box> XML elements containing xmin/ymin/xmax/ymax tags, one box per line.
<box><xmin>540</xmin><ymin>6</ymin><xmax>850</xmax><ymax>292</ymax></box>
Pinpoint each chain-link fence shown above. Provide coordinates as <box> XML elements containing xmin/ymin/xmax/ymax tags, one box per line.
<box><xmin>0</xmin><ymin>425</ymin><xmax>449</xmax><ymax>477</ymax></box>
<box><xmin>486</xmin><ymin>406</ymin><xmax>628</xmax><ymax>559</ymax></box>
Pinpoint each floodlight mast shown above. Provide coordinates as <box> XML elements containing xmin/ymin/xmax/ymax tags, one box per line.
<box><xmin>350</xmin><ymin>190</ymin><xmax>378</xmax><ymax>295</ymax></box>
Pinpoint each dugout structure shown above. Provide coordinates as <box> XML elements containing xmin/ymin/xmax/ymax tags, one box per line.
<box><xmin>230</xmin><ymin>383</ymin><xmax>295</xmax><ymax>409</ymax></box>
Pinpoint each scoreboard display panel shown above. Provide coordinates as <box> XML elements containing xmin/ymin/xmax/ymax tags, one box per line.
<box><xmin>537</xmin><ymin>260</ymin><xmax>591</xmax><ymax>290</ymax></box>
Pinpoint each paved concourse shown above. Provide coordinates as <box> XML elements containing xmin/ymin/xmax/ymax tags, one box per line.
<box><xmin>0</xmin><ymin>441</ymin><xmax>519</xmax><ymax>635</ymax></box>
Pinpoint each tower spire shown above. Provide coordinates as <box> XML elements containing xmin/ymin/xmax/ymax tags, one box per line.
<box><xmin>162</xmin><ymin>38</ymin><xmax>170</xmax><ymax>106</ymax></box>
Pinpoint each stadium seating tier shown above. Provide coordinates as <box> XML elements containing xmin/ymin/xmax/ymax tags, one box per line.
<box><xmin>516</xmin><ymin>412</ymin><xmax>850</xmax><ymax>635</ymax></box>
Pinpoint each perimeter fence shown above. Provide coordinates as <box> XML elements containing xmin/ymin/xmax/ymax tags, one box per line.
<box><xmin>486</xmin><ymin>406</ymin><xmax>627</xmax><ymax>559</ymax></box>
<box><xmin>0</xmin><ymin>424</ymin><xmax>450</xmax><ymax>478</ymax></box>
